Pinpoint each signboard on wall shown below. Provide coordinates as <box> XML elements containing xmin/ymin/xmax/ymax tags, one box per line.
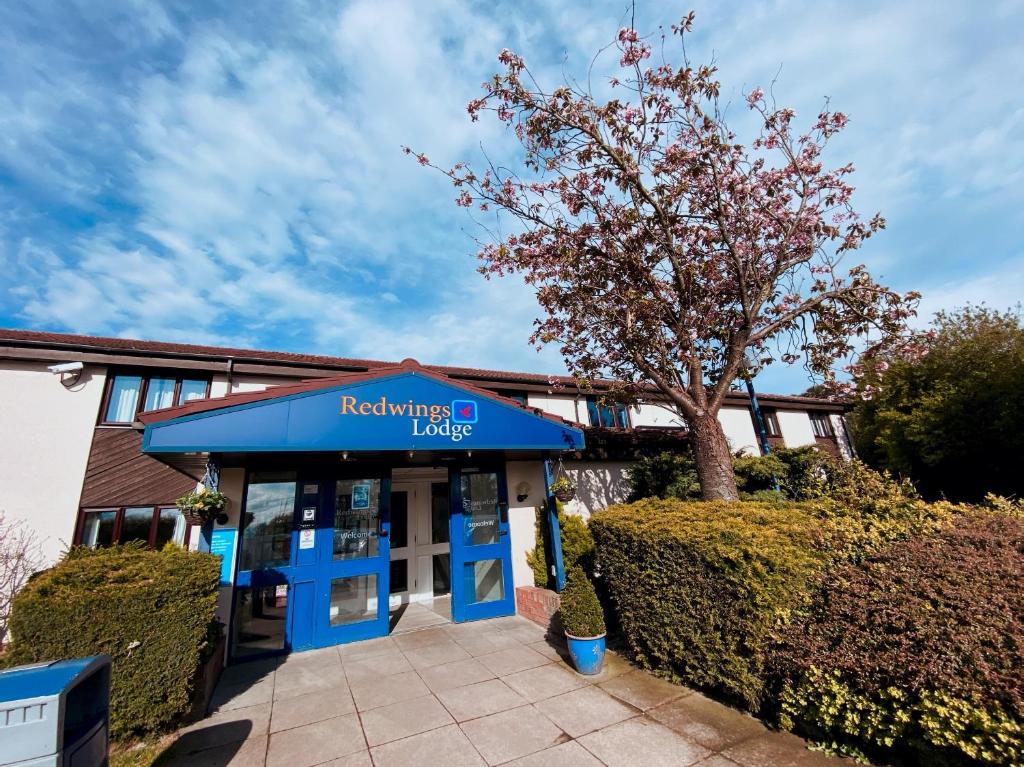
<box><xmin>209</xmin><ymin>528</ymin><xmax>236</xmax><ymax>585</ymax></box>
<box><xmin>143</xmin><ymin>370</ymin><xmax>585</xmax><ymax>454</ymax></box>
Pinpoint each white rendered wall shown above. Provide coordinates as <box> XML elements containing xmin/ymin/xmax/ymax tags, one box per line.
<box><xmin>777</xmin><ymin>410</ymin><xmax>816</xmax><ymax>448</ymax></box>
<box><xmin>631</xmin><ymin>402</ymin><xmax>684</xmax><ymax>428</ymax></box>
<box><xmin>525</xmin><ymin>394</ymin><xmax>581</xmax><ymax>423</ymax></box>
<box><xmin>718</xmin><ymin>406</ymin><xmax>760</xmax><ymax>455</ymax></box>
<box><xmin>0</xmin><ymin>361</ymin><xmax>107</xmax><ymax>566</ymax></box>
<box><xmin>504</xmin><ymin>460</ymin><xmax>546</xmax><ymax>589</ymax></box>
<box><xmin>560</xmin><ymin>461</ymin><xmax>632</xmax><ymax>519</ymax></box>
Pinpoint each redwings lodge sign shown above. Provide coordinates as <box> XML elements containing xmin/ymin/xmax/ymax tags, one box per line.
<box><xmin>340</xmin><ymin>395</ymin><xmax>478</xmax><ymax>442</ymax></box>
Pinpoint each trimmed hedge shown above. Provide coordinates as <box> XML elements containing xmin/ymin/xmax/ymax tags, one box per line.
<box><xmin>559</xmin><ymin>566</ymin><xmax>605</xmax><ymax>638</ymax></box>
<box><xmin>773</xmin><ymin>513</ymin><xmax>1024</xmax><ymax>766</ymax></box>
<box><xmin>4</xmin><ymin>544</ymin><xmax>221</xmax><ymax>739</ymax></box>
<box><xmin>590</xmin><ymin>499</ymin><xmax>826</xmax><ymax>708</ymax></box>
<box><xmin>527</xmin><ymin>503</ymin><xmax>595</xmax><ymax>587</ymax></box>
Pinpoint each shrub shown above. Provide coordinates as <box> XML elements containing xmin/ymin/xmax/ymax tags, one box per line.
<box><xmin>527</xmin><ymin>503</ymin><xmax>595</xmax><ymax>587</ymax></box>
<box><xmin>626</xmin><ymin>451</ymin><xmax>700</xmax><ymax>501</ymax></box>
<box><xmin>773</xmin><ymin>513</ymin><xmax>1024</xmax><ymax>765</ymax></box>
<box><xmin>590</xmin><ymin>499</ymin><xmax>826</xmax><ymax>708</ymax></box>
<box><xmin>4</xmin><ymin>543</ymin><xmax>221</xmax><ymax>739</ymax></box>
<box><xmin>559</xmin><ymin>566</ymin><xmax>606</xmax><ymax>637</ymax></box>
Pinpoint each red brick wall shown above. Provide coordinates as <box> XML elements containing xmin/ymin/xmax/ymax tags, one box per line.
<box><xmin>516</xmin><ymin>586</ymin><xmax>561</xmax><ymax>631</ymax></box>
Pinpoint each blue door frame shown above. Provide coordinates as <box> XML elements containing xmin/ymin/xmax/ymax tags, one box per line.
<box><xmin>449</xmin><ymin>464</ymin><xmax>516</xmax><ymax>622</ymax></box>
<box><xmin>231</xmin><ymin>470</ymin><xmax>391</xmax><ymax>661</ymax></box>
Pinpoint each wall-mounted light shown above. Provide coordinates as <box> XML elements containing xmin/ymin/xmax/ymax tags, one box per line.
<box><xmin>47</xmin><ymin>361</ymin><xmax>84</xmax><ymax>388</ymax></box>
<box><xmin>340</xmin><ymin>451</ymin><xmax>349</xmax><ymax>461</ymax></box>
<box><xmin>515</xmin><ymin>481</ymin><xmax>531</xmax><ymax>503</ymax></box>
<box><xmin>467</xmin><ymin>450</ymin><xmax>473</xmax><ymax>457</ymax></box>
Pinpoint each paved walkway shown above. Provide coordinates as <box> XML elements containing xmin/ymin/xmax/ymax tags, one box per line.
<box><xmin>162</xmin><ymin>616</ymin><xmax>845</xmax><ymax>766</ymax></box>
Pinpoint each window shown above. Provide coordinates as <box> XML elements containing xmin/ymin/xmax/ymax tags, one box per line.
<box><xmin>101</xmin><ymin>371</ymin><xmax>211</xmax><ymax>424</ymax></box>
<box><xmin>77</xmin><ymin>507</ymin><xmax>190</xmax><ymax>548</ymax></box>
<box><xmin>586</xmin><ymin>397</ymin><xmax>630</xmax><ymax>428</ymax></box>
<box><xmin>810</xmin><ymin>411</ymin><xmax>836</xmax><ymax>438</ymax></box>
<box><xmin>495</xmin><ymin>390</ymin><xmax>528</xmax><ymax>406</ymax></box>
<box><xmin>756</xmin><ymin>409</ymin><xmax>782</xmax><ymax>438</ymax></box>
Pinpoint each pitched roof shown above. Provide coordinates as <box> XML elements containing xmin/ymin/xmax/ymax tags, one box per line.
<box><xmin>137</xmin><ymin>357</ymin><xmax>584</xmax><ymax>429</ymax></box>
<box><xmin>0</xmin><ymin>327</ymin><xmax>846</xmax><ymax>410</ymax></box>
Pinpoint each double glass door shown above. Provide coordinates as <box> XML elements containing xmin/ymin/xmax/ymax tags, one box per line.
<box><xmin>232</xmin><ymin>472</ymin><xmax>391</xmax><ymax>659</ymax></box>
<box><xmin>389</xmin><ymin>482</ymin><xmax>451</xmax><ymax>606</ymax></box>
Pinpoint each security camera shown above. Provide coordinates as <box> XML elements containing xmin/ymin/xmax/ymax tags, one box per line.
<box><xmin>48</xmin><ymin>361</ymin><xmax>84</xmax><ymax>375</ymax></box>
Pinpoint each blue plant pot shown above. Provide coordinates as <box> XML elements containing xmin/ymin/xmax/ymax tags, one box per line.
<box><xmin>565</xmin><ymin>632</ymin><xmax>606</xmax><ymax>675</ymax></box>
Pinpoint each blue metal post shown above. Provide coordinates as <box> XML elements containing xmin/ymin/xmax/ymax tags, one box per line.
<box><xmin>542</xmin><ymin>455</ymin><xmax>566</xmax><ymax>592</ymax></box>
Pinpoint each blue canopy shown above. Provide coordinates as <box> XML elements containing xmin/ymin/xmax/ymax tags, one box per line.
<box><xmin>142</xmin><ymin>369</ymin><xmax>584</xmax><ymax>453</ymax></box>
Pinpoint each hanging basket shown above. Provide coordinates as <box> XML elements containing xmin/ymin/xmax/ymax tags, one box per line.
<box><xmin>176</xmin><ymin>488</ymin><xmax>228</xmax><ymax>526</ymax></box>
<box><xmin>553</xmin><ymin>486</ymin><xmax>577</xmax><ymax>503</ymax></box>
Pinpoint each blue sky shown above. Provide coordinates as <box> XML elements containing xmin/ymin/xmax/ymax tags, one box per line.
<box><xmin>2</xmin><ymin>1</ymin><xmax>1022</xmax><ymax>394</ymax></box>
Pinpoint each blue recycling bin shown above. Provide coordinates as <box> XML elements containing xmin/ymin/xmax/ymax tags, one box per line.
<box><xmin>0</xmin><ymin>655</ymin><xmax>111</xmax><ymax>767</ymax></box>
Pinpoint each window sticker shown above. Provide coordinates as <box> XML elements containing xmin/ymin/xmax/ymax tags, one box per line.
<box><xmin>351</xmin><ymin>483</ymin><xmax>371</xmax><ymax>510</ymax></box>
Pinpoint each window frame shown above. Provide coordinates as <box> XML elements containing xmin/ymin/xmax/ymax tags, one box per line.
<box><xmin>759</xmin><ymin>409</ymin><xmax>782</xmax><ymax>438</ymax></box>
<box><xmin>809</xmin><ymin>411</ymin><xmax>836</xmax><ymax>438</ymax></box>
<box><xmin>75</xmin><ymin>506</ymin><xmax>193</xmax><ymax>549</ymax></box>
<box><xmin>586</xmin><ymin>397</ymin><xmax>631</xmax><ymax>429</ymax></box>
<box><xmin>98</xmin><ymin>368</ymin><xmax>212</xmax><ymax>425</ymax></box>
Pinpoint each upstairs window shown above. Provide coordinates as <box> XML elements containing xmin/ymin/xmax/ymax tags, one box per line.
<box><xmin>101</xmin><ymin>371</ymin><xmax>210</xmax><ymax>424</ymax></box>
<box><xmin>810</xmin><ymin>411</ymin><xmax>836</xmax><ymax>438</ymax></box>
<box><xmin>586</xmin><ymin>397</ymin><xmax>631</xmax><ymax>428</ymax></box>
<box><xmin>757</xmin><ymin>409</ymin><xmax>782</xmax><ymax>438</ymax></box>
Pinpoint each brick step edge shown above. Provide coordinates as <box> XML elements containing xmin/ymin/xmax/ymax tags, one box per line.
<box><xmin>516</xmin><ymin>585</ymin><xmax>562</xmax><ymax>632</ymax></box>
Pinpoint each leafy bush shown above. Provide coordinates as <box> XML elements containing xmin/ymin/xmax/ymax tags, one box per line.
<box><xmin>527</xmin><ymin>504</ymin><xmax>595</xmax><ymax>587</ymax></box>
<box><xmin>773</xmin><ymin>513</ymin><xmax>1024</xmax><ymax>765</ymax></box>
<box><xmin>626</xmin><ymin>451</ymin><xmax>701</xmax><ymax>501</ymax></box>
<box><xmin>4</xmin><ymin>543</ymin><xmax>221</xmax><ymax>739</ymax></box>
<box><xmin>559</xmin><ymin>566</ymin><xmax>606</xmax><ymax>637</ymax></box>
<box><xmin>590</xmin><ymin>499</ymin><xmax>826</xmax><ymax>708</ymax></box>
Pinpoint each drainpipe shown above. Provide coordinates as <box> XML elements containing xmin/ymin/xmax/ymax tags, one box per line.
<box><xmin>225</xmin><ymin>356</ymin><xmax>235</xmax><ymax>393</ymax></box>
<box><xmin>541</xmin><ymin>453</ymin><xmax>566</xmax><ymax>592</ymax></box>
<box><xmin>742</xmin><ymin>361</ymin><xmax>781</xmax><ymax>493</ymax></box>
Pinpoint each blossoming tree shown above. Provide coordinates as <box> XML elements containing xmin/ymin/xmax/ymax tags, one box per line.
<box><xmin>410</xmin><ymin>14</ymin><xmax>920</xmax><ymax>499</ymax></box>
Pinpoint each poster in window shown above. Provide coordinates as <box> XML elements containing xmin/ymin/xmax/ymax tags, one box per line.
<box><xmin>352</xmin><ymin>483</ymin><xmax>370</xmax><ymax>510</ymax></box>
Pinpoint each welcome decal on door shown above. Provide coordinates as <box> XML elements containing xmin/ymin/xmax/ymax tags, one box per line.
<box><xmin>340</xmin><ymin>395</ymin><xmax>478</xmax><ymax>442</ymax></box>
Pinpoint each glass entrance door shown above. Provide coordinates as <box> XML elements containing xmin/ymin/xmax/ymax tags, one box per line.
<box><xmin>389</xmin><ymin>481</ymin><xmax>451</xmax><ymax>607</ymax></box>
<box><xmin>450</xmin><ymin>467</ymin><xmax>515</xmax><ymax>622</ymax></box>
<box><xmin>313</xmin><ymin>478</ymin><xmax>391</xmax><ymax>646</ymax></box>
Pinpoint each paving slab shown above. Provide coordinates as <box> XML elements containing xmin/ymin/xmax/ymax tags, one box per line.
<box><xmin>694</xmin><ymin>757</ymin><xmax>744</xmax><ymax>767</ymax></box>
<box><xmin>722</xmin><ymin>730</ymin><xmax>847</xmax><ymax>766</ymax></box>
<box><xmin>402</xmin><ymin>639</ymin><xmax>472</xmax><ymax>669</ymax></box>
<box><xmin>370</xmin><ymin>723</ymin><xmax>486</xmax><ymax>767</ymax></box>
<box><xmin>210</xmin><ymin>677</ymin><xmax>275</xmax><ymax>713</ymax></box>
<box><xmin>359</xmin><ymin>693</ymin><xmax>455</xmax><ymax>746</ymax></box>
<box><xmin>319</xmin><ymin>751</ymin><xmax>373</xmax><ymax>767</ymax></box>
<box><xmin>500</xmin><ymin>662</ymin><xmax>586</xmax><ymax>702</ymax></box>
<box><xmin>161</xmin><ymin>734</ymin><xmax>269</xmax><ymax>767</ymax></box>
<box><xmin>534</xmin><ymin>685</ymin><xmax>637</xmax><ymax>738</ymax></box>
<box><xmin>337</xmin><ymin>636</ymin><xmax>397</xmax><ymax>661</ymax></box>
<box><xmin>270</xmin><ymin>685</ymin><xmax>355</xmax><ymax>733</ymax></box>
<box><xmin>648</xmin><ymin>692</ymin><xmax>768</xmax><ymax>751</ymax></box>
<box><xmin>451</xmin><ymin>633</ymin><xmax>508</xmax><ymax>657</ymax></box>
<box><xmin>173</xmin><ymin>702</ymin><xmax>271</xmax><ymax>754</ymax></box>
<box><xmin>265</xmin><ymin>712</ymin><xmax>365</xmax><ymax>767</ymax></box>
<box><xmin>476</xmin><ymin>645</ymin><xmax>552</xmax><ymax>676</ymax></box>
<box><xmin>272</xmin><ymin>664</ymin><xmax>348</xmax><ymax>700</ymax></box>
<box><xmin>502</xmin><ymin>739</ymin><xmax>604</xmax><ymax>766</ymax></box>
<box><xmin>418</xmin><ymin>657</ymin><xmax>495</xmax><ymax>692</ymax></box>
<box><xmin>578</xmin><ymin>716</ymin><xmax>711</xmax><ymax>767</ymax></box>
<box><xmin>599</xmin><ymin>668</ymin><xmax>689</xmax><ymax>711</ymax></box>
<box><xmin>436</xmin><ymin>678</ymin><xmax>529</xmax><ymax>722</ymax></box>
<box><xmin>348</xmin><ymin>669</ymin><xmax>430</xmax><ymax>711</ymax></box>
<box><xmin>392</xmin><ymin>626</ymin><xmax>453</xmax><ymax>650</ymax></box>
<box><xmin>460</xmin><ymin>704</ymin><xmax>568</xmax><ymax>765</ymax></box>
<box><xmin>342</xmin><ymin>649</ymin><xmax>413</xmax><ymax>681</ymax></box>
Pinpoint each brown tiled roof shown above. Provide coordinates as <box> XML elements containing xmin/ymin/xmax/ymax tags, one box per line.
<box><xmin>138</xmin><ymin>358</ymin><xmax>586</xmax><ymax>429</ymax></box>
<box><xmin>0</xmin><ymin>327</ymin><xmax>846</xmax><ymax>409</ymax></box>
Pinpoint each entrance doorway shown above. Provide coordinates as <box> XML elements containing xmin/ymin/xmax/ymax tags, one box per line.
<box><xmin>388</xmin><ymin>479</ymin><xmax>452</xmax><ymax>607</ymax></box>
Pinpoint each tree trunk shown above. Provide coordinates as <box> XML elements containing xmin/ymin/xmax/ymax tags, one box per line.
<box><xmin>691</xmin><ymin>411</ymin><xmax>739</xmax><ymax>500</ymax></box>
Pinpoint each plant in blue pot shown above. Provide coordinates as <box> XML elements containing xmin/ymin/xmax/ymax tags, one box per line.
<box><xmin>559</xmin><ymin>566</ymin><xmax>606</xmax><ymax>675</ymax></box>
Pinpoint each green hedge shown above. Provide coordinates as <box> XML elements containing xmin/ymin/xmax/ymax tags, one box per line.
<box><xmin>774</xmin><ymin>513</ymin><xmax>1024</xmax><ymax>766</ymax></box>
<box><xmin>590</xmin><ymin>499</ymin><xmax>826</xmax><ymax>708</ymax></box>
<box><xmin>4</xmin><ymin>544</ymin><xmax>221</xmax><ymax>739</ymax></box>
<box><xmin>527</xmin><ymin>503</ymin><xmax>595</xmax><ymax>587</ymax></box>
